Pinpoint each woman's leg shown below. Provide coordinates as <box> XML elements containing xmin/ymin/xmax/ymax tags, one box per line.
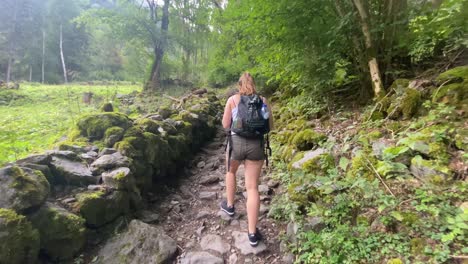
<box><xmin>244</xmin><ymin>159</ymin><xmax>263</xmax><ymax>233</ymax></box>
<box><xmin>226</xmin><ymin>151</ymin><xmax>240</xmax><ymax>207</ymax></box>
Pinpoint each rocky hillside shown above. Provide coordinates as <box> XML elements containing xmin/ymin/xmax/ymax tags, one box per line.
<box><xmin>269</xmin><ymin>66</ymin><xmax>467</xmax><ymax>263</ymax></box>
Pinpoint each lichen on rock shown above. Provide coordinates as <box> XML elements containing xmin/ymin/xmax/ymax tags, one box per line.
<box><xmin>76</xmin><ymin>112</ymin><xmax>132</xmax><ymax>140</ymax></box>
<box><xmin>28</xmin><ymin>203</ymin><xmax>86</xmax><ymax>261</ymax></box>
<box><xmin>75</xmin><ymin>190</ymin><xmax>130</xmax><ymax>227</ymax></box>
<box><xmin>290</xmin><ymin>129</ymin><xmax>326</xmax><ymax>151</ymax></box>
<box><xmin>0</xmin><ymin>165</ymin><xmax>50</xmax><ymax>213</ymax></box>
<box><xmin>0</xmin><ymin>208</ymin><xmax>40</xmax><ymax>264</ymax></box>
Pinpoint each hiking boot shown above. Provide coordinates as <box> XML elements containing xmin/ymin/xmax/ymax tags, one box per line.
<box><xmin>248</xmin><ymin>228</ymin><xmax>262</xmax><ymax>247</ymax></box>
<box><xmin>220</xmin><ymin>200</ymin><xmax>235</xmax><ymax>216</ymax></box>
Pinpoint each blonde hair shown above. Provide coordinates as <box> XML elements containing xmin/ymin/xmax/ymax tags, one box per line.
<box><xmin>238</xmin><ymin>72</ymin><xmax>257</xmax><ymax>95</ymax></box>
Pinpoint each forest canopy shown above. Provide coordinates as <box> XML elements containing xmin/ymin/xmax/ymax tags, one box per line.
<box><xmin>0</xmin><ymin>0</ymin><xmax>466</xmax><ymax>95</ymax></box>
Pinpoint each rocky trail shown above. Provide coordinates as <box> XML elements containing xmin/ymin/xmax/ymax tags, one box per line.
<box><xmin>137</xmin><ymin>127</ymin><xmax>285</xmax><ymax>263</ymax></box>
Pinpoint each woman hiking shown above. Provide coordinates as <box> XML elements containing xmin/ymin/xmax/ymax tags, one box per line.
<box><xmin>220</xmin><ymin>72</ymin><xmax>273</xmax><ymax>247</ymax></box>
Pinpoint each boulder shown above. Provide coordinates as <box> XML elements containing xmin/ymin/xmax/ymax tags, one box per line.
<box><xmin>0</xmin><ymin>208</ymin><xmax>40</xmax><ymax>264</ymax></box>
<box><xmin>410</xmin><ymin>156</ymin><xmax>451</xmax><ymax>182</ymax></box>
<box><xmin>99</xmin><ymin>148</ymin><xmax>117</xmax><ymax>156</ymax></box>
<box><xmin>290</xmin><ymin>149</ymin><xmax>334</xmax><ymax>175</ymax></box>
<box><xmin>101</xmin><ymin>167</ymin><xmax>137</xmax><ymax>191</ymax></box>
<box><xmin>58</xmin><ymin>144</ymin><xmax>86</xmax><ymax>153</ymax></box>
<box><xmin>290</xmin><ymin>129</ymin><xmax>326</xmax><ymax>151</ymax></box>
<box><xmin>19</xmin><ymin>163</ymin><xmax>54</xmax><ymax>184</ymax></box>
<box><xmin>28</xmin><ymin>203</ymin><xmax>86</xmax><ymax>261</ymax></box>
<box><xmin>75</xmin><ymin>190</ymin><xmax>130</xmax><ymax>227</ymax></box>
<box><xmin>104</xmin><ymin>126</ymin><xmax>125</xmax><ymax>147</ymax></box>
<box><xmin>180</xmin><ymin>251</ymin><xmax>223</xmax><ymax>264</ymax></box>
<box><xmin>200</xmin><ymin>234</ymin><xmax>230</xmax><ymax>254</ymax></box>
<box><xmin>90</xmin><ymin>152</ymin><xmax>129</xmax><ymax>175</ymax></box>
<box><xmin>16</xmin><ymin>154</ymin><xmax>51</xmax><ymax>166</ymax></box>
<box><xmin>50</xmin><ymin>156</ymin><xmax>97</xmax><ymax>186</ymax></box>
<box><xmin>0</xmin><ymin>166</ymin><xmax>50</xmax><ymax>213</ymax></box>
<box><xmin>232</xmin><ymin>231</ymin><xmax>267</xmax><ymax>255</ymax></box>
<box><xmin>95</xmin><ymin>220</ymin><xmax>177</xmax><ymax>263</ymax></box>
<box><xmin>291</xmin><ymin>148</ymin><xmax>326</xmax><ymax>169</ymax></box>
<box><xmin>76</xmin><ymin>112</ymin><xmax>132</xmax><ymax>140</ymax></box>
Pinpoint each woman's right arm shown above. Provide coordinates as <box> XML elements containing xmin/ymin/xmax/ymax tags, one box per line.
<box><xmin>222</xmin><ymin>97</ymin><xmax>232</xmax><ymax>129</ymax></box>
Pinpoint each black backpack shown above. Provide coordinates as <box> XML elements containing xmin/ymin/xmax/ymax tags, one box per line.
<box><xmin>231</xmin><ymin>94</ymin><xmax>270</xmax><ymax>138</ymax></box>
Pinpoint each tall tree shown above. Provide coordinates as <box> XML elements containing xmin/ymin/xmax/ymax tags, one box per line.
<box><xmin>146</xmin><ymin>0</ymin><xmax>171</xmax><ymax>91</ymax></box>
<box><xmin>352</xmin><ymin>0</ymin><xmax>384</xmax><ymax>97</ymax></box>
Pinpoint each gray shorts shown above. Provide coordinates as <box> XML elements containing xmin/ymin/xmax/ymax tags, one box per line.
<box><xmin>230</xmin><ymin>134</ymin><xmax>264</xmax><ymax>161</ymax></box>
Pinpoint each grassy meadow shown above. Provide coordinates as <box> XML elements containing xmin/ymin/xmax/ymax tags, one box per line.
<box><xmin>0</xmin><ymin>83</ymin><xmax>142</xmax><ymax>165</ymax></box>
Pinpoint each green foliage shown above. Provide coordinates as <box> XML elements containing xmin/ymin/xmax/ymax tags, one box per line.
<box><xmin>409</xmin><ymin>0</ymin><xmax>468</xmax><ymax>62</ymax></box>
<box><xmin>0</xmin><ymin>83</ymin><xmax>141</xmax><ymax>165</ymax></box>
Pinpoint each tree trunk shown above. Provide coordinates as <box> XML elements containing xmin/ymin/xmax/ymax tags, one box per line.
<box><xmin>6</xmin><ymin>0</ymin><xmax>18</xmax><ymax>83</ymax></box>
<box><xmin>42</xmin><ymin>29</ymin><xmax>45</xmax><ymax>83</ymax></box>
<box><xmin>29</xmin><ymin>65</ymin><xmax>32</xmax><ymax>82</ymax></box>
<box><xmin>59</xmin><ymin>24</ymin><xmax>68</xmax><ymax>84</ymax></box>
<box><xmin>352</xmin><ymin>0</ymin><xmax>384</xmax><ymax>97</ymax></box>
<box><xmin>145</xmin><ymin>0</ymin><xmax>170</xmax><ymax>92</ymax></box>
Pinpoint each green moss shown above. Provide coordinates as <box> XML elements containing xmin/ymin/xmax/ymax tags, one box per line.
<box><xmin>7</xmin><ymin>166</ymin><xmax>50</xmax><ymax>212</ymax></box>
<box><xmin>287</xmin><ymin>151</ymin><xmax>305</xmax><ymax>170</ymax></box>
<box><xmin>291</xmin><ymin>129</ymin><xmax>326</xmax><ymax>151</ymax></box>
<box><xmin>28</xmin><ymin>204</ymin><xmax>86</xmax><ymax>261</ymax></box>
<box><xmin>454</xmin><ymin>128</ymin><xmax>467</xmax><ymax>150</ymax></box>
<box><xmin>387</xmin><ymin>259</ymin><xmax>403</xmax><ymax>264</ymax></box>
<box><xmin>410</xmin><ymin>155</ymin><xmax>451</xmax><ymax>182</ymax></box>
<box><xmin>436</xmin><ymin>66</ymin><xmax>468</xmax><ymax>83</ymax></box>
<box><xmin>368</xmin><ymin>130</ymin><xmax>382</xmax><ymax>140</ymax></box>
<box><xmin>75</xmin><ymin>191</ymin><xmax>129</xmax><ymax>227</ymax></box>
<box><xmin>158</xmin><ymin>105</ymin><xmax>173</xmax><ymax>119</ymax></box>
<box><xmin>389</xmin><ymin>79</ymin><xmax>409</xmax><ymax>95</ymax></box>
<box><xmin>76</xmin><ymin>112</ymin><xmax>132</xmax><ymax>140</ymax></box>
<box><xmin>401</xmin><ymin>88</ymin><xmax>421</xmax><ymax>119</ymax></box>
<box><xmin>301</xmin><ymin>153</ymin><xmax>335</xmax><ymax>175</ymax></box>
<box><xmin>135</xmin><ymin>118</ymin><xmax>161</xmax><ymax>135</ymax></box>
<box><xmin>279</xmin><ymin>145</ymin><xmax>296</xmax><ymax>162</ymax></box>
<box><xmin>105</xmin><ymin>126</ymin><xmax>125</xmax><ymax>139</ymax></box>
<box><xmin>114</xmin><ymin>171</ymin><xmax>127</xmax><ymax>181</ymax></box>
<box><xmin>410</xmin><ymin>238</ymin><xmax>426</xmax><ymax>254</ymax></box>
<box><xmin>114</xmin><ymin>136</ymin><xmax>144</xmax><ymax>158</ymax></box>
<box><xmin>0</xmin><ymin>208</ymin><xmax>40</xmax><ymax>264</ymax></box>
<box><xmin>347</xmin><ymin>152</ymin><xmax>376</xmax><ymax>180</ymax></box>
<box><xmin>431</xmin><ymin>81</ymin><xmax>468</xmax><ymax>105</ymax></box>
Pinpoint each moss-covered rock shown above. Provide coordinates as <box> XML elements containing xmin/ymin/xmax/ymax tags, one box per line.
<box><xmin>454</xmin><ymin>127</ymin><xmax>467</xmax><ymax>150</ymax></box>
<box><xmin>101</xmin><ymin>102</ymin><xmax>114</xmax><ymax>112</ymax></box>
<box><xmin>389</xmin><ymin>79</ymin><xmax>410</xmax><ymax>95</ymax></box>
<box><xmin>0</xmin><ymin>208</ymin><xmax>40</xmax><ymax>264</ymax></box>
<box><xmin>301</xmin><ymin>153</ymin><xmax>335</xmax><ymax>175</ymax></box>
<box><xmin>290</xmin><ymin>129</ymin><xmax>326</xmax><ymax>151</ymax></box>
<box><xmin>436</xmin><ymin>66</ymin><xmax>468</xmax><ymax>84</ymax></box>
<box><xmin>135</xmin><ymin>118</ymin><xmax>161</xmax><ymax>135</ymax></box>
<box><xmin>158</xmin><ymin>106</ymin><xmax>173</xmax><ymax>119</ymax></box>
<box><xmin>346</xmin><ymin>151</ymin><xmax>377</xmax><ymax>180</ymax></box>
<box><xmin>431</xmin><ymin>81</ymin><xmax>468</xmax><ymax>105</ymax></box>
<box><xmin>0</xmin><ymin>166</ymin><xmax>50</xmax><ymax>213</ymax></box>
<box><xmin>104</xmin><ymin>126</ymin><xmax>125</xmax><ymax>147</ymax></box>
<box><xmin>410</xmin><ymin>155</ymin><xmax>451</xmax><ymax>183</ymax></box>
<box><xmin>76</xmin><ymin>113</ymin><xmax>132</xmax><ymax>140</ymax></box>
<box><xmin>28</xmin><ymin>203</ymin><xmax>86</xmax><ymax>261</ymax></box>
<box><xmin>401</xmin><ymin>88</ymin><xmax>421</xmax><ymax>119</ymax></box>
<box><xmin>75</xmin><ymin>190</ymin><xmax>130</xmax><ymax>227</ymax></box>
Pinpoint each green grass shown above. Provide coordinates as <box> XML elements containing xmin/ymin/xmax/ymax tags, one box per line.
<box><xmin>0</xmin><ymin>83</ymin><xmax>141</xmax><ymax>165</ymax></box>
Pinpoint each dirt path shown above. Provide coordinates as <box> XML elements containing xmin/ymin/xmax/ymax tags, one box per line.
<box><xmin>144</xmin><ymin>127</ymin><xmax>284</xmax><ymax>263</ymax></box>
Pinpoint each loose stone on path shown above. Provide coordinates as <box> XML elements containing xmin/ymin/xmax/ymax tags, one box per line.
<box><xmin>180</xmin><ymin>251</ymin><xmax>223</xmax><ymax>264</ymax></box>
<box><xmin>199</xmin><ymin>191</ymin><xmax>217</xmax><ymax>200</ymax></box>
<box><xmin>200</xmin><ymin>234</ymin><xmax>231</xmax><ymax>254</ymax></box>
<box><xmin>232</xmin><ymin>231</ymin><xmax>267</xmax><ymax>255</ymax></box>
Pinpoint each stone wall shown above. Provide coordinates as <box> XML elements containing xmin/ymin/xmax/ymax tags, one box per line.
<box><xmin>0</xmin><ymin>90</ymin><xmax>222</xmax><ymax>263</ymax></box>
